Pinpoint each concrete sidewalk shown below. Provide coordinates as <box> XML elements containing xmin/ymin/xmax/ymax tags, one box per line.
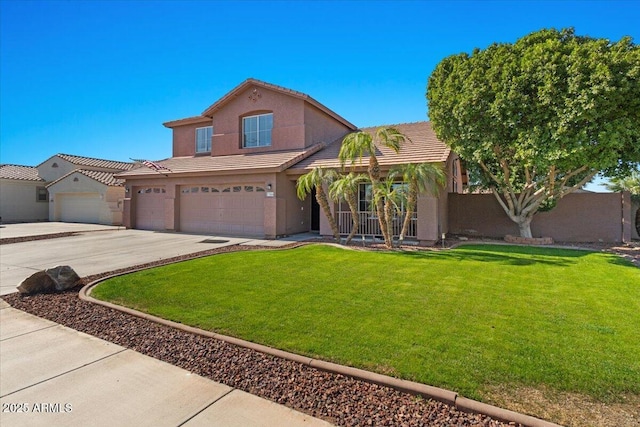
<box><xmin>0</xmin><ymin>299</ymin><xmax>333</xmax><ymax>427</ymax></box>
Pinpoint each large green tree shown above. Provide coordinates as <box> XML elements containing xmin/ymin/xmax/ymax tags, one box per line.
<box><xmin>427</xmin><ymin>28</ymin><xmax>640</xmax><ymax>238</ymax></box>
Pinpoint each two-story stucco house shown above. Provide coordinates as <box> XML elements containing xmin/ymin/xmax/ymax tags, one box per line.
<box><xmin>118</xmin><ymin>79</ymin><xmax>463</xmax><ymax>243</ymax></box>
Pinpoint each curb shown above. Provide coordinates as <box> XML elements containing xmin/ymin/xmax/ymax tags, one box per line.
<box><xmin>80</xmin><ymin>271</ymin><xmax>563</xmax><ymax>427</ymax></box>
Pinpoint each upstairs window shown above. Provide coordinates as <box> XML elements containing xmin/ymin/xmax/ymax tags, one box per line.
<box><xmin>196</xmin><ymin>126</ymin><xmax>213</xmax><ymax>153</ymax></box>
<box><xmin>243</xmin><ymin>113</ymin><xmax>272</xmax><ymax>148</ymax></box>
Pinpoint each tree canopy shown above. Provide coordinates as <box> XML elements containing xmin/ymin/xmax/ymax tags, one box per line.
<box><xmin>427</xmin><ymin>28</ymin><xmax>640</xmax><ymax>237</ymax></box>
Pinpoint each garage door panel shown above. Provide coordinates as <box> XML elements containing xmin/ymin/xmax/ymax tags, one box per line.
<box><xmin>136</xmin><ymin>187</ymin><xmax>165</xmax><ymax>231</ymax></box>
<box><xmin>59</xmin><ymin>193</ymin><xmax>101</xmax><ymax>224</ymax></box>
<box><xmin>180</xmin><ymin>185</ymin><xmax>264</xmax><ymax>236</ymax></box>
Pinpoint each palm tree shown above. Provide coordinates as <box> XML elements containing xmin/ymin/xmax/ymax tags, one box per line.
<box><xmin>329</xmin><ymin>172</ymin><xmax>367</xmax><ymax>244</ymax></box>
<box><xmin>339</xmin><ymin>127</ymin><xmax>410</xmax><ymax>246</ymax></box>
<box><xmin>373</xmin><ymin>172</ymin><xmax>407</xmax><ymax>248</ymax></box>
<box><xmin>296</xmin><ymin>167</ymin><xmax>341</xmax><ymax>242</ymax></box>
<box><xmin>605</xmin><ymin>170</ymin><xmax>640</xmax><ymax>236</ymax></box>
<box><xmin>391</xmin><ymin>162</ymin><xmax>446</xmax><ymax>241</ymax></box>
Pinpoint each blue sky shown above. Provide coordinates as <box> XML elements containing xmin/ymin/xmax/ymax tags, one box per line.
<box><xmin>1</xmin><ymin>0</ymin><xmax>638</xmax><ymax>190</ymax></box>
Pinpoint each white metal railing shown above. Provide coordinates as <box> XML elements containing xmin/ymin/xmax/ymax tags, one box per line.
<box><xmin>336</xmin><ymin>210</ymin><xmax>417</xmax><ymax>239</ymax></box>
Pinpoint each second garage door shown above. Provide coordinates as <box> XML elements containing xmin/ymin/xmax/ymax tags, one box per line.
<box><xmin>58</xmin><ymin>193</ymin><xmax>101</xmax><ymax>224</ymax></box>
<box><xmin>135</xmin><ymin>187</ymin><xmax>166</xmax><ymax>231</ymax></box>
<box><xmin>179</xmin><ymin>184</ymin><xmax>265</xmax><ymax>236</ymax></box>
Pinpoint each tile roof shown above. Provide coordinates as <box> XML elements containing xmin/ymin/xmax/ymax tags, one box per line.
<box><xmin>163</xmin><ymin>115</ymin><xmax>211</xmax><ymax>128</ymax></box>
<box><xmin>40</xmin><ymin>154</ymin><xmax>135</xmax><ymax>171</ymax></box>
<box><xmin>287</xmin><ymin>121</ymin><xmax>451</xmax><ymax>173</ymax></box>
<box><xmin>0</xmin><ymin>164</ymin><xmax>44</xmax><ymax>181</ymax></box>
<box><xmin>116</xmin><ymin>143</ymin><xmax>326</xmax><ymax>178</ymax></box>
<box><xmin>47</xmin><ymin>169</ymin><xmax>125</xmax><ymax>188</ymax></box>
<box><xmin>199</xmin><ymin>78</ymin><xmax>356</xmax><ymax>130</ymax></box>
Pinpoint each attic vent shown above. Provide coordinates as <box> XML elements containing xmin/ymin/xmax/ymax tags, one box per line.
<box><xmin>52</xmin><ymin>163</ymin><xmax>58</xmax><ymax>168</ymax></box>
<box><xmin>248</xmin><ymin>88</ymin><xmax>261</xmax><ymax>102</ymax></box>
<box><xmin>73</xmin><ymin>177</ymin><xmax>79</xmax><ymax>182</ymax></box>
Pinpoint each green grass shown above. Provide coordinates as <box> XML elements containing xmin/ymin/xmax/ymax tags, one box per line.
<box><xmin>92</xmin><ymin>244</ymin><xmax>640</xmax><ymax>402</ymax></box>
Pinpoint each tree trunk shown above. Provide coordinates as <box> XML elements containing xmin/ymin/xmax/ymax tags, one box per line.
<box><xmin>316</xmin><ymin>186</ymin><xmax>341</xmax><ymax>242</ymax></box>
<box><xmin>384</xmin><ymin>200</ymin><xmax>395</xmax><ymax>249</ymax></box>
<box><xmin>345</xmin><ymin>194</ymin><xmax>359</xmax><ymax>245</ymax></box>
<box><xmin>400</xmin><ymin>185</ymin><xmax>417</xmax><ymax>241</ymax></box>
<box><xmin>517</xmin><ymin>219</ymin><xmax>533</xmax><ymax>238</ymax></box>
<box><xmin>369</xmin><ymin>158</ymin><xmax>390</xmax><ymax>245</ymax></box>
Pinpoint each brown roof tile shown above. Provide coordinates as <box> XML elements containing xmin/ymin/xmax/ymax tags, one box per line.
<box><xmin>117</xmin><ymin>143</ymin><xmax>325</xmax><ymax>179</ymax></box>
<box><xmin>0</xmin><ymin>164</ymin><xmax>44</xmax><ymax>181</ymax></box>
<box><xmin>47</xmin><ymin>169</ymin><xmax>125</xmax><ymax>188</ymax></box>
<box><xmin>44</xmin><ymin>154</ymin><xmax>135</xmax><ymax>171</ymax></box>
<box><xmin>288</xmin><ymin>121</ymin><xmax>451</xmax><ymax>173</ymax></box>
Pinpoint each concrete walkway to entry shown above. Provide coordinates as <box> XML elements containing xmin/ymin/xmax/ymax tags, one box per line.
<box><xmin>0</xmin><ymin>299</ymin><xmax>333</xmax><ymax>427</ymax></box>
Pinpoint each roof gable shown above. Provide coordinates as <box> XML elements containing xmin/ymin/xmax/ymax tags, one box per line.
<box><xmin>46</xmin><ymin>169</ymin><xmax>125</xmax><ymax>188</ymax></box>
<box><xmin>38</xmin><ymin>153</ymin><xmax>134</xmax><ymax>171</ymax></box>
<box><xmin>200</xmin><ymin>78</ymin><xmax>356</xmax><ymax>130</ymax></box>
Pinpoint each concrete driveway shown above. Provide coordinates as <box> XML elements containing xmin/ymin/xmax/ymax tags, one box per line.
<box><xmin>1</xmin><ymin>223</ymin><xmax>250</xmax><ymax>295</ymax></box>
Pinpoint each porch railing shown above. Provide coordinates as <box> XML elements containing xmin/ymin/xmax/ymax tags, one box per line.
<box><xmin>336</xmin><ymin>211</ymin><xmax>417</xmax><ymax>239</ymax></box>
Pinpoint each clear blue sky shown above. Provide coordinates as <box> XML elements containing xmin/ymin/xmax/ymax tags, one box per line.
<box><xmin>1</xmin><ymin>0</ymin><xmax>638</xmax><ymax>190</ymax></box>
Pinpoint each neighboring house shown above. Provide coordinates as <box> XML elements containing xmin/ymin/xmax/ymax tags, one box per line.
<box><xmin>0</xmin><ymin>165</ymin><xmax>48</xmax><ymax>222</ymax></box>
<box><xmin>1</xmin><ymin>154</ymin><xmax>133</xmax><ymax>225</ymax></box>
<box><xmin>118</xmin><ymin>79</ymin><xmax>463</xmax><ymax>243</ymax></box>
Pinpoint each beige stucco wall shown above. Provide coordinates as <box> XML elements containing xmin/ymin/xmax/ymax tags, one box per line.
<box><xmin>0</xmin><ymin>179</ymin><xmax>49</xmax><ymax>222</ymax></box>
<box><xmin>37</xmin><ymin>156</ymin><xmax>76</xmax><ymax>182</ymax></box>
<box><xmin>47</xmin><ymin>172</ymin><xmax>124</xmax><ymax>225</ymax></box>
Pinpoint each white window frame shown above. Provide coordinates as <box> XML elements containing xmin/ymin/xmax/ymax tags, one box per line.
<box><xmin>242</xmin><ymin>113</ymin><xmax>273</xmax><ymax>148</ymax></box>
<box><xmin>196</xmin><ymin>126</ymin><xmax>213</xmax><ymax>153</ymax></box>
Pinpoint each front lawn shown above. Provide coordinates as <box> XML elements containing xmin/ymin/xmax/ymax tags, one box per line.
<box><xmin>92</xmin><ymin>244</ymin><xmax>639</xmax><ymax>404</ymax></box>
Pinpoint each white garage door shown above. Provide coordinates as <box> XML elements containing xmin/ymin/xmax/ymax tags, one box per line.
<box><xmin>179</xmin><ymin>184</ymin><xmax>265</xmax><ymax>236</ymax></box>
<box><xmin>58</xmin><ymin>193</ymin><xmax>101</xmax><ymax>224</ymax></box>
<box><xmin>135</xmin><ymin>187</ymin><xmax>166</xmax><ymax>230</ymax></box>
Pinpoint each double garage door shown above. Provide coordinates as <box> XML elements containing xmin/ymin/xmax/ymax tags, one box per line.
<box><xmin>58</xmin><ymin>193</ymin><xmax>101</xmax><ymax>224</ymax></box>
<box><xmin>179</xmin><ymin>184</ymin><xmax>265</xmax><ymax>236</ymax></box>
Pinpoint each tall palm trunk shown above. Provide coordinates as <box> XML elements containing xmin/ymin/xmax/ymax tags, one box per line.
<box><xmin>399</xmin><ymin>184</ymin><xmax>417</xmax><ymax>241</ymax></box>
<box><xmin>316</xmin><ymin>185</ymin><xmax>340</xmax><ymax>242</ymax></box>
<box><xmin>383</xmin><ymin>199</ymin><xmax>395</xmax><ymax>249</ymax></box>
<box><xmin>345</xmin><ymin>192</ymin><xmax>360</xmax><ymax>244</ymax></box>
<box><xmin>368</xmin><ymin>157</ymin><xmax>390</xmax><ymax>245</ymax></box>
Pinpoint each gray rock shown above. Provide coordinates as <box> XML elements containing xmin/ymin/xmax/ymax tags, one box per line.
<box><xmin>17</xmin><ymin>265</ymin><xmax>81</xmax><ymax>295</ymax></box>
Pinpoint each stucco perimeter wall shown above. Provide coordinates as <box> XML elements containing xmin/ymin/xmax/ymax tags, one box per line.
<box><xmin>448</xmin><ymin>192</ymin><xmax>630</xmax><ymax>243</ymax></box>
<box><xmin>0</xmin><ymin>180</ymin><xmax>49</xmax><ymax>222</ymax></box>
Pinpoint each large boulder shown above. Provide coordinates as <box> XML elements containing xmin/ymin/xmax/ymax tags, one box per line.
<box><xmin>17</xmin><ymin>265</ymin><xmax>81</xmax><ymax>295</ymax></box>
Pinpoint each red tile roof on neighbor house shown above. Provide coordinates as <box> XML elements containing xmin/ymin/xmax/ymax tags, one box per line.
<box><xmin>287</xmin><ymin>121</ymin><xmax>451</xmax><ymax>173</ymax></box>
<box><xmin>47</xmin><ymin>169</ymin><xmax>125</xmax><ymax>188</ymax></box>
<box><xmin>198</xmin><ymin>78</ymin><xmax>357</xmax><ymax>130</ymax></box>
<box><xmin>0</xmin><ymin>164</ymin><xmax>44</xmax><ymax>181</ymax></box>
<box><xmin>39</xmin><ymin>154</ymin><xmax>135</xmax><ymax>171</ymax></box>
<box><xmin>116</xmin><ymin>143</ymin><xmax>326</xmax><ymax>178</ymax></box>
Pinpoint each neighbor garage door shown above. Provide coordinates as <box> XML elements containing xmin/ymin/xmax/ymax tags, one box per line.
<box><xmin>179</xmin><ymin>184</ymin><xmax>265</xmax><ymax>236</ymax></box>
<box><xmin>135</xmin><ymin>187</ymin><xmax>166</xmax><ymax>230</ymax></box>
<box><xmin>58</xmin><ymin>193</ymin><xmax>101</xmax><ymax>223</ymax></box>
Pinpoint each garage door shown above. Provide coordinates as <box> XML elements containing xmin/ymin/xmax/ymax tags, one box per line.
<box><xmin>179</xmin><ymin>184</ymin><xmax>265</xmax><ymax>236</ymax></box>
<box><xmin>135</xmin><ymin>187</ymin><xmax>166</xmax><ymax>230</ymax></box>
<box><xmin>58</xmin><ymin>193</ymin><xmax>101</xmax><ymax>223</ymax></box>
